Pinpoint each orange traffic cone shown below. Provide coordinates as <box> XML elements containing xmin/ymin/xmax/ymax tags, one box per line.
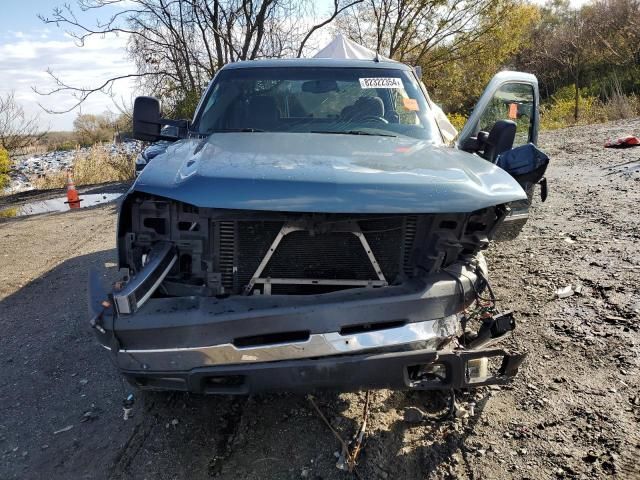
<box><xmin>65</xmin><ymin>170</ymin><xmax>82</xmax><ymax>209</ymax></box>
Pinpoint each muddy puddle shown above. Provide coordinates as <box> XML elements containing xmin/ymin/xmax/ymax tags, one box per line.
<box><xmin>605</xmin><ymin>159</ymin><xmax>640</xmax><ymax>177</ymax></box>
<box><xmin>0</xmin><ymin>193</ymin><xmax>122</xmax><ymax>218</ymax></box>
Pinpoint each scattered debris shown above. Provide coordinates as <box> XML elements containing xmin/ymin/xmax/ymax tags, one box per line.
<box><xmin>5</xmin><ymin>140</ymin><xmax>141</xmax><ymax>193</ymax></box>
<box><xmin>308</xmin><ymin>391</ymin><xmax>370</xmax><ymax>474</ymax></box>
<box><xmin>308</xmin><ymin>395</ymin><xmax>351</xmax><ymax>470</ymax></box>
<box><xmin>403</xmin><ymin>406</ymin><xmax>425</xmax><ymax>423</ymax></box>
<box><xmin>122</xmin><ymin>393</ymin><xmax>135</xmax><ymax>421</ymax></box>
<box><xmin>348</xmin><ymin>391</ymin><xmax>370</xmax><ymax>471</ymax></box>
<box><xmin>604</xmin><ymin>135</ymin><xmax>640</xmax><ymax>148</ymax></box>
<box><xmin>604</xmin><ymin>159</ymin><xmax>640</xmax><ymax>179</ymax></box>
<box><xmin>80</xmin><ymin>409</ymin><xmax>98</xmax><ymax>423</ymax></box>
<box><xmin>53</xmin><ymin>425</ymin><xmax>74</xmax><ymax>435</ymax></box>
<box><xmin>555</xmin><ymin>285</ymin><xmax>574</xmax><ymax>298</ymax></box>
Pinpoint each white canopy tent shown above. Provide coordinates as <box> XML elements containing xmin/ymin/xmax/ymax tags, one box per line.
<box><xmin>312</xmin><ymin>35</ymin><xmax>458</xmax><ymax>142</ymax></box>
<box><xmin>312</xmin><ymin>34</ymin><xmax>392</xmax><ymax>62</ymax></box>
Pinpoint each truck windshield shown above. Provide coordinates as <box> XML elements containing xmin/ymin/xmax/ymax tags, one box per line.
<box><xmin>194</xmin><ymin>67</ymin><xmax>441</xmax><ymax>141</ymax></box>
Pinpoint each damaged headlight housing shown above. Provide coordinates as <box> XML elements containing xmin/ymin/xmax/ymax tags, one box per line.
<box><xmin>113</xmin><ymin>241</ymin><xmax>177</xmax><ymax>314</ymax></box>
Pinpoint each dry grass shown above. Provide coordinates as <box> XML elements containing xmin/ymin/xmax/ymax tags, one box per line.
<box><xmin>541</xmin><ymin>85</ymin><xmax>640</xmax><ymax>131</ymax></box>
<box><xmin>0</xmin><ymin>206</ymin><xmax>18</xmax><ymax>218</ymax></box>
<box><xmin>33</xmin><ymin>146</ymin><xmax>135</xmax><ymax>189</ymax></box>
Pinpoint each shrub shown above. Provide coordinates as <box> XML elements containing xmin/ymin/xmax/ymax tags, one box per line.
<box><xmin>602</xmin><ymin>93</ymin><xmax>636</xmax><ymax>119</ymax></box>
<box><xmin>0</xmin><ymin>147</ymin><xmax>10</xmax><ymax>189</ymax></box>
<box><xmin>58</xmin><ymin>141</ymin><xmax>78</xmax><ymax>151</ymax></box>
<box><xmin>540</xmin><ymin>84</ymin><xmax>639</xmax><ymax>130</ymax></box>
<box><xmin>447</xmin><ymin>112</ymin><xmax>468</xmax><ymax>132</ymax></box>
<box><xmin>0</xmin><ymin>206</ymin><xmax>17</xmax><ymax>218</ymax></box>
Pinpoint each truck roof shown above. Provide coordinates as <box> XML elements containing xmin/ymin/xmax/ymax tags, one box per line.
<box><xmin>221</xmin><ymin>57</ymin><xmax>410</xmax><ymax>71</ymax></box>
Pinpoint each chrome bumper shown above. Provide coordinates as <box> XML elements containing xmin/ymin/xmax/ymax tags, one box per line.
<box><xmin>113</xmin><ymin>316</ymin><xmax>459</xmax><ymax>371</ymax></box>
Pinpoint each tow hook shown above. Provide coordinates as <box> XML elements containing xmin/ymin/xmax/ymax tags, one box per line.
<box><xmin>467</xmin><ymin>310</ymin><xmax>516</xmax><ymax>349</ymax></box>
<box><xmin>89</xmin><ymin>299</ymin><xmax>112</xmax><ymax>334</ymax></box>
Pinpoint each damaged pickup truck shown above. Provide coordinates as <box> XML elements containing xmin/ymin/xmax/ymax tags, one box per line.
<box><xmin>89</xmin><ymin>58</ymin><xmax>549</xmax><ymax>395</ymax></box>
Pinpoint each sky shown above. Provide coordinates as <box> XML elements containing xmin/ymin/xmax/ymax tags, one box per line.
<box><xmin>1</xmin><ymin>0</ymin><xmax>592</xmax><ymax>131</ymax></box>
<box><xmin>0</xmin><ymin>0</ymin><xmax>136</xmax><ymax>131</ymax></box>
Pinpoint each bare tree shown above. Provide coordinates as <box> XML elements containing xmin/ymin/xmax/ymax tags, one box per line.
<box><xmin>296</xmin><ymin>0</ymin><xmax>363</xmax><ymax>58</ymax></box>
<box><xmin>582</xmin><ymin>0</ymin><xmax>640</xmax><ymax>67</ymax></box>
<box><xmin>336</xmin><ymin>0</ymin><xmax>507</xmax><ymax>69</ymax></box>
<box><xmin>527</xmin><ymin>5</ymin><xmax>598</xmax><ymax>121</ymax></box>
<box><xmin>35</xmin><ymin>0</ymin><xmax>359</xmax><ymax>116</ymax></box>
<box><xmin>0</xmin><ymin>92</ymin><xmax>45</xmax><ymax>154</ymax></box>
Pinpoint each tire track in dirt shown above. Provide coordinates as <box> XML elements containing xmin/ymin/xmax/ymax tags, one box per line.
<box><xmin>207</xmin><ymin>397</ymin><xmax>248</xmax><ymax>477</ymax></box>
<box><xmin>107</xmin><ymin>394</ymin><xmax>176</xmax><ymax>479</ymax></box>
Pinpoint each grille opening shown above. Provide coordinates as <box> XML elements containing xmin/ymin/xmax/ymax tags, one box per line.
<box><xmin>465</xmin><ymin>221</ymin><xmax>487</xmax><ymax>233</ymax></box>
<box><xmin>179</xmin><ymin>254</ymin><xmax>192</xmax><ymax>274</ymax></box>
<box><xmin>227</xmin><ymin>218</ymin><xmax>408</xmax><ymax>295</ymax></box>
<box><xmin>267</xmin><ymin>284</ymin><xmax>364</xmax><ymax>295</ymax></box>
<box><xmin>218</xmin><ymin>221</ymin><xmax>237</xmax><ymax>291</ymax></box>
<box><xmin>263</xmin><ymin>231</ymin><xmax>377</xmax><ymax>280</ymax></box>
<box><xmin>407</xmin><ymin>363</ymin><xmax>448</xmax><ymax>385</ymax></box>
<box><xmin>143</xmin><ymin>218</ymin><xmax>166</xmax><ymax>234</ymax></box>
<box><xmin>132</xmin><ymin>376</ymin><xmax>187</xmax><ymax>390</ymax></box>
<box><xmin>204</xmin><ymin>375</ymin><xmax>245</xmax><ymax>387</ymax></box>
<box><xmin>340</xmin><ymin>320</ymin><xmax>406</xmax><ymax>335</ymax></box>
<box><xmin>439</xmin><ymin>220</ymin><xmax>458</xmax><ymax>230</ymax></box>
<box><xmin>182</xmin><ymin>204</ymin><xmax>199</xmax><ymax>214</ymax></box>
<box><xmin>178</xmin><ymin>221</ymin><xmax>200</xmax><ymax>231</ymax></box>
<box><xmin>233</xmin><ymin>330</ymin><xmax>310</xmax><ymax>348</ymax></box>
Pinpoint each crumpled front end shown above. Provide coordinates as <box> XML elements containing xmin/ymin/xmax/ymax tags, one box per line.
<box><xmin>89</xmin><ymin>193</ymin><xmax>525</xmax><ymax>394</ymax></box>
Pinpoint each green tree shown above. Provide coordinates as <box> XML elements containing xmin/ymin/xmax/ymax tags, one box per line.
<box><xmin>73</xmin><ymin>113</ymin><xmax>116</xmax><ymax>146</ymax></box>
<box><xmin>0</xmin><ymin>147</ymin><xmax>10</xmax><ymax>189</ymax></box>
<box><xmin>426</xmin><ymin>1</ymin><xmax>541</xmax><ymax>114</ymax></box>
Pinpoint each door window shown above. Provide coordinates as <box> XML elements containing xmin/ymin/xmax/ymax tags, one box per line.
<box><xmin>478</xmin><ymin>83</ymin><xmax>535</xmax><ymax>146</ymax></box>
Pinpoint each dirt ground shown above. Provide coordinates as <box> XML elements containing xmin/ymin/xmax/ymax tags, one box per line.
<box><xmin>1</xmin><ymin>120</ymin><xmax>639</xmax><ymax>480</ymax></box>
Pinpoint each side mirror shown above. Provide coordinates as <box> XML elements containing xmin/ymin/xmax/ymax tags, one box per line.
<box><xmin>133</xmin><ymin>96</ymin><xmax>162</xmax><ymax>141</ymax></box>
<box><xmin>460</xmin><ymin>130</ymin><xmax>489</xmax><ymax>153</ymax></box>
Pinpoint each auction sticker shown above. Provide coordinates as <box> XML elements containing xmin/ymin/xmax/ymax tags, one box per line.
<box><xmin>359</xmin><ymin>77</ymin><xmax>403</xmax><ymax>89</ymax></box>
<box><xmin>402</xmin><ymin>97</ymin><xmax>419</xmax><ymax>111</ymax></box>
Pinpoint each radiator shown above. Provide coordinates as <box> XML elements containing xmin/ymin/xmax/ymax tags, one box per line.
<box><xmin>216</xmin><ymin>216</ymin><xmax>415</xmax><ymax>295</ymax></box>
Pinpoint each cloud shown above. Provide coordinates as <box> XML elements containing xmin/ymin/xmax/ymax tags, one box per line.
<box><xmin>0</xmin><ymin>30</ymin><xmax>136</xmax><ymax>130</ymax></box>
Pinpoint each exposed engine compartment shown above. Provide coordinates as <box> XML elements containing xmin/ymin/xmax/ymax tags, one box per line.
<box><xmin>115</xmin><ymin>193</ymin><xmax>509</xmax><ymax>306</ymax></box>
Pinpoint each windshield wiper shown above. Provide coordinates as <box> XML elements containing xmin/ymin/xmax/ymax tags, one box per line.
<box><xmin>208</xmin><ymin>128</ymin><xmax>265</xmax><ymax>133</ymax></box>
<box><xmin>311</xmin><ymin>130</ymin><xmax>397</xmax><ymax>137</ymax></box>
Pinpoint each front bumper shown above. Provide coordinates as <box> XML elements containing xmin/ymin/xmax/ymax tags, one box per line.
<box><xmin>121</xmin><ymin>348</ymin><xmax>526</xmax><ymax>395</ymax></box>
<box><xmin>91</xmin><ymin>260</ymin><xmax>486</xmax><ymax>351</ymax></box>
<box><xmin>89</xmin><ymin>257</ymin><xmax>525</xmax><ymax>394</ymax></box>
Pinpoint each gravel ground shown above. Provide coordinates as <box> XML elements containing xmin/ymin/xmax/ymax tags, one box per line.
<box><xmin>1</xmin><ymin>119</ymin><xmax>639</xmax><ymax>479</ymax></box>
